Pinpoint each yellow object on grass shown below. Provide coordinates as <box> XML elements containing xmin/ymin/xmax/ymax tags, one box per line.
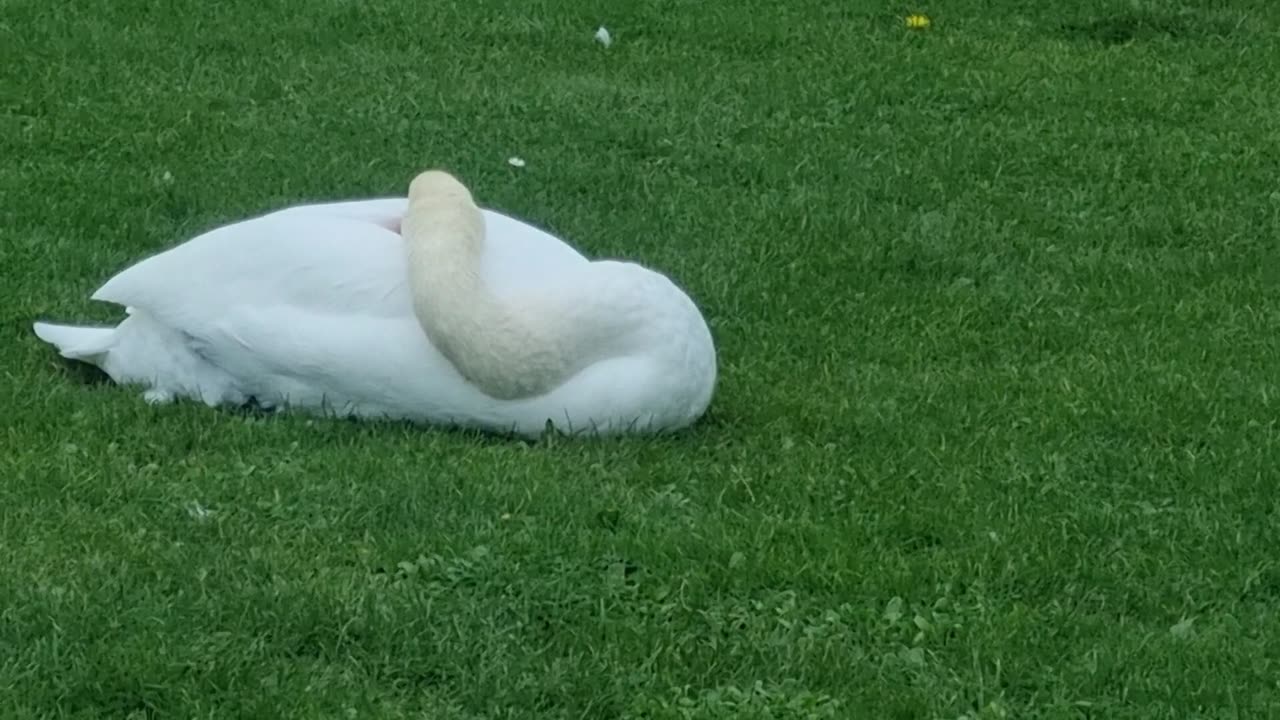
<box><xmin>906</xmin><ymin>14</ymin><xmax>931</xmax><ymax>29</ymax></box>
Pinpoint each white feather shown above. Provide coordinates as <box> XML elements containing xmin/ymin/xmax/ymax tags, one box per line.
<box><xmin>34</xmin><ymin>175</ymin><xmax>717</xmax><ymax>438</ymax></box>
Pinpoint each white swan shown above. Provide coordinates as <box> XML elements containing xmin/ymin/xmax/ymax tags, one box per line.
<box><xmin>32</xmin><ymin>170</ymin><xmax>717</xmax><ymax>438</ymax></box>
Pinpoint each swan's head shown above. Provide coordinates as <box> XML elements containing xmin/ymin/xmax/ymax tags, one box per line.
<box><xmin>408</xmin><ymin>170</ymin><xmax>474</xmax><ymax>210</ymax></box>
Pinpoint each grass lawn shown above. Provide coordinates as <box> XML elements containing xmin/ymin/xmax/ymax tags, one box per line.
<box><xmin>4</xmin><ymin>0</ymin><xmax>1280</xmax><ymax>717</ymax></box>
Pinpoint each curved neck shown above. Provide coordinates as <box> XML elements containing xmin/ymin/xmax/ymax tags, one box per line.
<box><xmin>400</xmin><ymin>171</ymin><xmax>576</xmax><ymax>400</ymax></box>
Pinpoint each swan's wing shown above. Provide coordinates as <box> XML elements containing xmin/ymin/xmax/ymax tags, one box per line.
<box><xmin>93</xmin><ymin>212</ymin><xmax>411</xmax><ymax>321</ymax></box>
<box><xmin>95</xmin><ymin>197</ymin><xmax>591</xmax><ymax>314</ymax></box>
<box><xmin>272</xmin><ymin>197</ymin><xmax>409</xmax><ymax>232</ymax></box>
<box><xmin>270</xmin><ymin>197</ymin><xmax>591</xmax><ymax>281</ymax></box>
<box><xmin>180</xmin><ymin>303</ymin><xmax>463</xmax><ymax>415</ymax></box>
<box><xmin>479</xmin><ymin>210</ymin><xmax>589</xmax><ymax>291</ymax></box>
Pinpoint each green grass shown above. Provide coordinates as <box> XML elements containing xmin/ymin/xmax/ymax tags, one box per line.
<box><xmin>4</xmin><ymin>0</ymin><xmax>1280</xmax><ymax>716</ymax></box>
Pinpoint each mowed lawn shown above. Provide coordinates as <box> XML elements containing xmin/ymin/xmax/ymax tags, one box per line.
<box><xmin>4</xmin><ymin>0</ymin><xmax>1280</xmax><ymax>717</ymax></box>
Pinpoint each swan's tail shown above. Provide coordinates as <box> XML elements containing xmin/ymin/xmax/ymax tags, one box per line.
<box><xmin>35</xmin><ymin>314</ymin><xmax>245</xmax><ymax>407</ymax></box>
<box><xmin>33</xmin><ymin>321</ymin><xmax>116</xmax><ymax>363</ymax></box>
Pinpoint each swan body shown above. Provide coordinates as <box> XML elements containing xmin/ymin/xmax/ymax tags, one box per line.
<box><xmin>33</xmin><ymin>171</ymin><xmax>717</xmax><ymax>438</ymax></box>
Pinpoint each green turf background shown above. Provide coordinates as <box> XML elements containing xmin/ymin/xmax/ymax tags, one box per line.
<box><xmin>3</xmin><ymin>1</ymin><xmax>1279</xmax><ymax>717</ymax></box>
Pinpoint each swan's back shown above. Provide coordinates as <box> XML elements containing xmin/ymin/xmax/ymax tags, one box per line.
<box><xmin>92</xmin><ymin>198</ymin><xmax>589</xmax><ymax>316</ymax></box>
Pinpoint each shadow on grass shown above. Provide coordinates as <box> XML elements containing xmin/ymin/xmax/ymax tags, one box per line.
<box><xmin>42</xmin><ymin>351</ymin><xmax>728</xmax><ymax>447</ymax></box>
<box><xmin>48</xmin><ymin>354</ymin><xmax>111</xmax><ymax>386</ymax></box>
<box><xmin>1058</xmin><ymin>9</ymin><xmax>1241</xmax><ymax>45</ymax></box>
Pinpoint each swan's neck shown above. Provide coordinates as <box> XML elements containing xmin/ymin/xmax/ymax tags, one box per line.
<box><xmin>401</xmin><ymin>171</ymin><xmax>573</xmax><ymax>400</ymax></box>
